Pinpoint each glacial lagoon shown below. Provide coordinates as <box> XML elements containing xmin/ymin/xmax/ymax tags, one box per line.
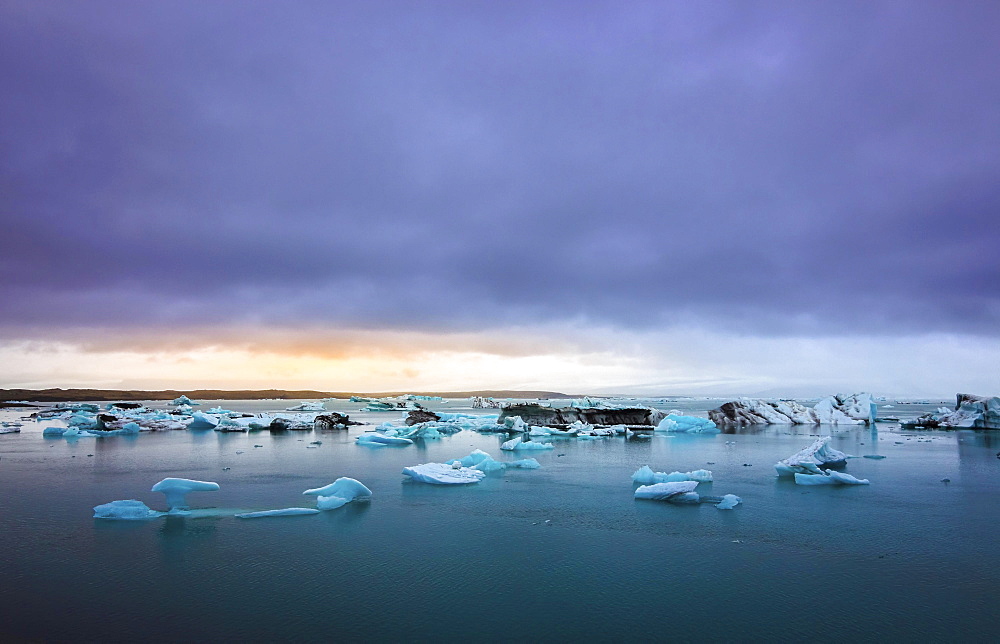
<box><xmin>1</xmin><ymin>398</ymin><xmax>999</xmax><ymax>642</ymax></box>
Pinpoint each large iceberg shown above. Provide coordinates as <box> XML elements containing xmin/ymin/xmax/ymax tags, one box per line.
<box><xmin>303</xmin><ymin>477</ymin><xmax>372</xmax><ymax>510</ymax></box>
<box><xmin>709</xmin><ymin>393</ymin><xmax>876</xmax><ymax>427</ymax></box>
<box><xmin>150</xmin><ymin>477</ymin><xmax>220</xmax><ymax>511</ymax></box>
<box><xmin>774</xmin><ymin>437</ymin><xmax>847</xmax><ymax>476</ymax></box>
<box><xmin>631</xmin><ymin>466</ymin><xmax>713</xmax><ymax>484</ymax></box>
<box><xmin>402</xmin><ymin>462</ymin><xmax>487</xmax><ymax>484</ymax></box>
<box><xmin>903</xmin><ymin>393</ymin><xmax>1000</xmax><ymax>430</ymax></box>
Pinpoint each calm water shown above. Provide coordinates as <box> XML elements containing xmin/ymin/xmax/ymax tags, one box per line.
<box><xmin>1</xmin><ymin>398</ymin><xmax>998</xmax><ymax>642</ymax></box>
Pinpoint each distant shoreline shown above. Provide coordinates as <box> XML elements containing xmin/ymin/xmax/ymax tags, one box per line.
<box><xmin>0</xmin><ymin>388</ymin><xmax>575</xmax><ymax>403</ymax></box>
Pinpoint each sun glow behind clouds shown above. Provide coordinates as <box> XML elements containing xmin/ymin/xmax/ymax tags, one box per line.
<box><xmin>1</xmin><ymin>326</ymin><xmax>999</xmax><ymax>397</ymax></box>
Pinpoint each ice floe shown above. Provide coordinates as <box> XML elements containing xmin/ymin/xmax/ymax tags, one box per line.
<box><xmin>793</xmin><ymin>471</ymin><xmax>870</xmax><ymax>486</ymax></box>
<box><xmin>402</xmin><ymin>462</ymin><xmax>486</xmax><ymax>484</ymax></box>
<box><xmin>236</xmin><ymin>508</ymin><xmax>321</xmax><ymax>518</ymax></box>
<box><xmin>500</xmin><ymin>436</ymin><xmax>555</xmax><ymax>451</ymax></box>
<box><xmin>93</xmin><ymin>500</ymin><xmax>162</xmax><ymax>520</ymax></box>
<box><xmin>631</xmin><ymin>465</ymin><xmax>713</xmax><ymax>484</ymax></box>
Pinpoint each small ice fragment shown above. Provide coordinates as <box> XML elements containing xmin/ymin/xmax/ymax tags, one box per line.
<box><xmin>716</xmin><ymin>494</ymin><xmax>742</xmax><ymax>510</ymax></box>
<box><xmin>634</xmin><ymin>480</ymin><xmax>700</xmax><ymax>502</ymax></box>
<box><xmin>500</xmin><ymin>436</ymin><xmax>554</xmax><ymax>451</ymax></box>
<box><xmin>863</xmin><ymin>454</ymin><xmax>886</xmax><ymax>459</ymax></box>
<box><xmin>236</xmin><ymin>508</ymin><xmax>320</xmax><ymax>518</ymax></box>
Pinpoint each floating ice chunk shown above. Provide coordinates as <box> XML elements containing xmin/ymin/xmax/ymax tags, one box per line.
<box><xmin>285</xmin><ymin>401</ymin><xmax>325</xmax><ymax>412</ymax></box>
<box><xmin>500</xmin><ymin>436</ymin><xmax>554</xmax><ymax>451</ymax></box>
<box><xmin>631</xmin><ymin>466</ymin><xmax>713</xmax><ymax>484</ymax></box>
<box><xmin>93</xmin><ymin>500</ymin><xmax>162</xmax><ymax>520</ymax></box>
<box><xmin>775</xmin><ymin>437</ymin><xmax>847</xmax><ymax>476</ymax></box>
<box><xmin>187</xmin><ymin>412</ymin><xmax>220</xmax><ymax>429</ymax></box>
<box><xmin>863</xmin><ymin>454</ymin><xmax>886</xmax><ymax>459</ymax></box>
<box><xmin>813</xmin><ymin>396</ymin><xmax>867</xmax><ymax>425</ymax></box>
<box><xmin>655</xmin><ymin>414</ymin><xmax>719</xmax><ymax>433</ymax></box>
<box><xmin>446</xmin><ymin>450</ymin><xmax>542</xmax><ymax>472</ymax></box>
<box><xmin>150</xmin><ymin>477</ymin><xmax>220</xmax><ymax>510</ymax></box>
<box><xmin>634</xmin><ymin>480</ymin><xmax>700</xmax><ymax>503</ymax></box>
<box><xmin>43</xmin><ymin>426</ymin><xmax>67</xmax><ymax>436</ymax></box>
<box><xmin>716</xmin><ymin>494</ymin><xmax>742</xmax><ymax>510</ymax></box>
<box><xmin>236</xmin><ymin>508</ymin><xmax>320</xmax><ymax>518</ymax></box>
<box><xmin>529</xmin><ymin>426</ymin><xmax>552</xmax><ymax>436</ymax></box>
<box><xmin>171</xmin><ymin>395</ymin><xmax>199</xmax><ymax>406</ymax></box>
<box><xmin>303</xmin><ymin>477</ymin><xmax>372</xmax><ymax>510</ymax></box>
<box><xmin>356</xmin><ymin>433</ymin><xmax>413</xmax><ymax>446</ymax></box>
<box><xmin>794</xmin><ymin>470</ymin><xmax>870</xmax><ymax>486</ymax></box>
<box><xmin>402</xmin><ymin>463</ymin><xmax>486</xmax><ymax>484</ymax></box>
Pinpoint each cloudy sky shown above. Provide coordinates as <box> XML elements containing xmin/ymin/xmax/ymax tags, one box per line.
<box><xmin>2</xmin><ymin>0</ymin><xmax>998</xmax><ymax>397</ymax></box>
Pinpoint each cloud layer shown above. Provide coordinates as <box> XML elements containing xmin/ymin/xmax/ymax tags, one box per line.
<box><xmin>2</xmin><ymin>1</ymin><xmax>999</xmax><ymax>392</ymax></box>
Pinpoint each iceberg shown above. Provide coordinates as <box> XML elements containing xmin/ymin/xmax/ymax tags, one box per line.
<box><xmin>445</xmin><ymin>450</ymin><xmax>542</xmax><ymax>472</ymax></box>
<box><xmin>187</xmin><ymin>412</ymin><xmax>220</xmax><ymax>429</ymax></box>
<box><xmin>171</xmin><ymin>395</ymin><xmax>199</xmax><ymax>406</ymax></box>
<box><xmin>903</xmin><ymin>393</ymin><xmax>1000</xmax><ymax>430</ymax></box>
<box><xmin>303</xmin><ymin>477</ymin><xmax>372</xmax><ymax>510</ymax></box>
<box><xmin>631</xmin><ymin>466</ymin><xmax>713</xmax><ymax>484</ymax></box>
<box><xmin>356</xmin><ymin>433</ymin><xmax>413</xmax><ymax>446</ymax></box>
<box><xmin>150</xmin><ymin>477</ymin><xmax>220</xmax><ymax>511</ymax></box>
<box><xmin>499</xmin><ymin>403</ymin><xmax>664</xmax><ymax>427</ymax></box>
<box><xmin>402</xmin><ymin>462</ymin><xmax>487</xmax><ymax>484</ymax></box>
<box><xmin>93</xmin><ymin>500</ymin><xmax>162</xmax><ymax>520</ymax></box>
<box><xmin>500</xmin><ymin>436</ymin><xmax>554</xmax><ymax>451</ymax></box>
<box><xmin>634</xmin><ymin>481</ymin><xmax>701</xmax><ymax>503</ymax></box>
<box><xmin>655</xmin><ymin>414</ymin><xmax>719</xmax><ymax>433</ymax></box>
<box><xmin>794</xmin><ymin>470</ymin><xmax>870</xmax><ymax>485</ymax></box>
<box><xmin>709</xmin><ymin>393</ymin><xmax>876</xmax><ymax>427</ymax></box>
<box><xmin>285</xmin><ymin>401</ymin><xmax>325</xmax><ymax>412</ymax></box>
<box><xmin>236</xmin><ymin>508</ymin><xmax>320</xmax><ymax>518</ymax></box>
<box><xmin>775</xmin><ymin>437</ymin><xmax>847</xmax><ymax>476</ymax></box>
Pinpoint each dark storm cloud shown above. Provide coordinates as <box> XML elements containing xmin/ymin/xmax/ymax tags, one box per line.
<box><xmin>2</xmin><ymin>0</ymin><xmax>999</xmax><ymax>341</ymax></box>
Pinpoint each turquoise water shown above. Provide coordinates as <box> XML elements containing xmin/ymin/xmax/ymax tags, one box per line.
<box><xmin>1</xmin><ymin>399</ymin><xmax>998</xmax><ymax>642</ymax></box>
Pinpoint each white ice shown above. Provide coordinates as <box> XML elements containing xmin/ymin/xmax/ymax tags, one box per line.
<box><xmin>356</xmin><ymin>433</ymin><xmax>414</xmax><ymax>446</ymax></box>
<box><xmin>303</xmin><ymin>477</ymin><xmax>372</xmax><ymax>510</ymax></box>
<box><xmin>500</xmin><ymin>436</ymin><xmax>554</xmax><ymax>451</ymax></box>
<box><xmin>774</xmin><ymin>437</ymin><xmax>847</xmax><ymax>476</ymax></box>
<box><xmin>794</xmin><ymin>470</ymin><xmax>870</xmax><ymax>485</ymax></box>
<box><xmin>631</xmin><ymin>465</ymin><xmax>713</xmax><ymax>484</ymax></box>
<box><xmin>93</xmin><ymin>499</ymin><xmax>162</xmax><ymax>520</ymax></box>
<box><xmin>402</xmin><ymin>462</ymin><xmax>486</xmax><ymax>484</ymax></box>
<box><xmin>634</xmin><ymin>481</ymin><xmax>701</xmax><ymax>503</ymax></box>
<box><xmin>150</xmin><ymin>477</ymin><xmax>221</xmax><ymax>510</ymax></box>
<box><xmin>655</xmin><ymin>414</ymin><xmax>719</xmax><ymax>433</ymax></box>
<box><xmin>285</xmin><ymin>401</ymin><xmax>325</xmax><ymax>411</ymax></box>
<box><xmin>716</xmin><ymin>494</ymin><xmax>742</xmax><ymax>510</ymax></box>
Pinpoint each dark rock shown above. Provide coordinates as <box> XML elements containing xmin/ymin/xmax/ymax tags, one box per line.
<box><xmin>405</xmin><ymin>410</ymin><xmax>441</xmax><ymax>426</ymax></box>
<box><xmin>314</xmin><ymin>413</ymin><xmax>359</xmax><ymax>431</ymax></box>
<box><xmin>498</xmin><ymin>404</ymin><xmax>659</xmax><ymax>427</ymax></box>
<box><xmin>109</xmin><ymin>402</ymin><xmax>144</xmax><ymax>410</ymax></box>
